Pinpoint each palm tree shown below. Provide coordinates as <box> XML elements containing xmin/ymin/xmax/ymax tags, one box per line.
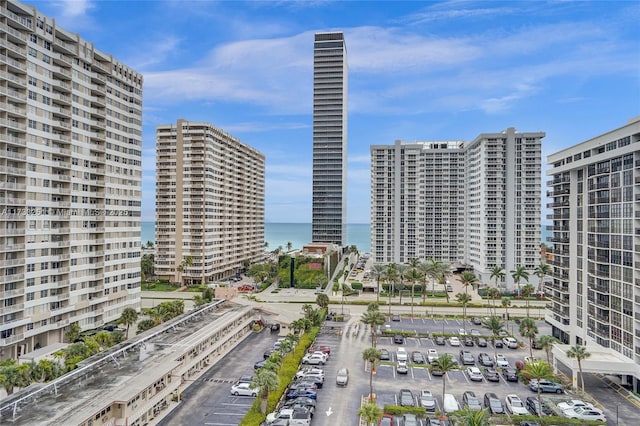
<box><xmin>486</xmin><ymin>287</ymin><xmax>501</xmax><ymax>317</ymax></box>
<box><xmin>437</xmin><ymin>262</ymin><xmax>453</xmax><ymax>302</ymax></box>
<box><xmin>371</xmin><ymin>263</ymin><xmax>387</xmax><ymax>303</ymax></box>
<box><xmin>519</xmin><ymin>318</ymin><xmax>539</xmax><ymax>357</ymax></box>
<box><xmin>358</xmin><ymin>402</ymin><xmax>382</xmax><ymax>426</ymax></box>
<box><xmin>534</xmin><ymin>262</ymin><xmax>552</xmax><ymax>294</ymax></box>
<box><xmin>456</xmin><ymin>407</ymin><xmax>490</xmax><ymax>426</ymax></box>
<box><xmin>361</xmin><ymin>309</ymin><xmax>386</xmax><ymax>348</ymax></box>
<box><xmin>286</xmin><ymin>241</ymin><xmax>293</xmax><ymax>252</ymax></box>
<box><xmin>567</xmin><ymin>344</ymin><xmax>591</xmax><ymax>392</ymax></box>
<box><xmin>537</xmin><ymin>335</ymin><xmax>560</xmax><ymax>365</ymax></box>
<box><xmin>510</xmin><ymin>265</ymin><xmax>529</xmax><ymax>297</ymax></box>
<box><xmin>251</xmin><ymin>368</ymin><xmax>279</xmax><ymax>413</ymax></box>
<box><xmin>520</xmin><ymin>360</ymin><xmax>555</xmax><ymax>417</ymax></box>
<box><xmin>119</xmin><ymin>307</ymin><xmax>138</xmax><ymax>338</ymax></box>
<box><xmin>521</xmin><ymin>283</ymin><xmax>536</xmax><ymax>318</ymax></box>
<box><xmin>489</xmin><ymin>265</ymin><xmax>505</xmax><ymax>314</ymax></box>
<box><xmin>396</xmin><ymin>264</ymin><xmax>408</xmax><ymax>305</ymax></box>
<box><xmin>405</xmin><ymin>267</ymin><xmax>423</xmax><ymax>317</ymax></box>
<box><xmin>384</xmin><ymin>263</ymin><xmax>399</xmax><ymax>314</ymax></box>
<box><xmin>362</xmin><ymin>347</ymin><xmax>382</xmax><ymax>402</ymax></box>
<box><xmin>418</xmin><ymin>260</ymin><xmax>434</xmax><ymax>302</ymax></box>
<box><xmin>430</xmin><ymin>353</ymin><xmax>458</xmax><ymax>403</ymax></box>
<box><xmin>315</xmin><ymin>293</ymin><xmax>329</xmax><ymax>310</ymax></box>
<box><xmin>501</xmin><ymin>297</ymin><xmax>511</xmax><ymax>328</ymax></box>
<box><xmin>455</xmin><ymin>293</ymin><xmax>472</xmax><ymax>334</ymax></box>
<box><xmin>484</xmin><ymin>316</ymin><xmax>504</xmax><ymax>361</ymax></box>
<box><xmin>460</xmin><ymin>270</ymin><xmax>479</xmax><ymax>295</ymax></box>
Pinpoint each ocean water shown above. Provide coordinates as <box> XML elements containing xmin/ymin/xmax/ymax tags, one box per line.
<box><xmin>141</xmin><ymin>222</ymin><xmax>371</xmax><ymax>253</ymax></box>
<box><xmin>141</xmin><ymin>222</ymin><xmax>552</xmax><ymax>253</ymax></box>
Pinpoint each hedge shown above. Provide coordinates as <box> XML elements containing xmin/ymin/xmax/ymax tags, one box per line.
<box><xmin>382</xmin><ymin>405</ymin><xmax>427</xmax><ymax>417</ymax></box>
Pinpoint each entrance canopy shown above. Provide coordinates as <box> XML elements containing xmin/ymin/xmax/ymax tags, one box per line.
<box><xmin>552</xmin><ymin>344</ymin><xmax>640</xmax><ymax>378</ymax></box>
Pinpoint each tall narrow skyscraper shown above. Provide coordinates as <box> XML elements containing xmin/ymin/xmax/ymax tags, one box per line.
<box><xmin>312</xmin><ymin>32</ymin><xmax>348</xmax><ymax>244</ymax></box>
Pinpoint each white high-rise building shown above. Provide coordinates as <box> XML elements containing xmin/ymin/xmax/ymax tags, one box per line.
<box><xmin>0</xmin><ymin>0</ymin><xmax>143</xmax><ymax>360</ymax></box>
<box><xmin>371</xmin><ymin>128</ymin><xmax>544</xmax><ymax>288</ymax></box>
<box><xmin>312</xmin><ymin>31</ymin><xmax>348</xmax><ymax>245</ymax></box>
<box><xmin>546</xmin><ymin>118</ymin><xmax>640</xmax><ymax>388</ymax></box>
<box><xmin>155</xmin><ymin>120</ymin><xmax>265</xmax><ymax>284</ymax></box>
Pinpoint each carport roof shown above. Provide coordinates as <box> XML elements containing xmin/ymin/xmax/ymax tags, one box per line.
<box><xmin>552</xmin><ymin>344</ymin><xmax>640</xmax><ymax>377</ymax></box>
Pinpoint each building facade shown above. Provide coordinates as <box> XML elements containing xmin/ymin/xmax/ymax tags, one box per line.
<box><xmin>545</xmin><ymin>118</ymin><xmax>639</xmax><ymax>372</ymax></box>
<box><xmin>0</xmin><ymin>0</ymin><xmax>142</xmax><ymax>360</ymax></box>
<box><xmin>155</xmin><ymin>120</ymin><xmax>265</xmax><ymax>284</ymax></box>
<box><xmin>311</xmin><ymin>31</ymin><xmax>348</xmax><ymax>245</ymax></box>
<box><xmin>371</xmin><ymin>128</ymin><xmax>543</xmax><ymax>289</ymax></box>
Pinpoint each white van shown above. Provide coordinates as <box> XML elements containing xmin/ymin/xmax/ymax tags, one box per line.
<box><xmin>396</xmin><ymin>347</ymin><xmax>408</xmax><ymax>362</ymax></box>
<box><xmin>443</xmin><ymin>393</ymin><xmax>460</xmax><ymax>414</ymax></box>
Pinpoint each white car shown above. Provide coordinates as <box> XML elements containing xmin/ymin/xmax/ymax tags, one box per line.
<box><xmin>505</xmin><ymin>394</ymin><xmax>528</xmax><ymax>415</ymax></box>
<box><xmin>420</xmin><ymin>389</ymin><xmax>436</xmax><ymax>411</ymax></box>
<box><xmin>495</xmin><ymin>354</ymin><xmax>510</xmax><ymax>368</ymax></box>
<box><xmin>266</xmin><ymin>408</ymin><xmax>294</xmax><ymax>423</ymax></box>
<box><xmin>558</xmin><ymin>400</ymin><xmax>595</xmax><ymax>412</ymax></box>
<box><xmin>230</xmin><ymin>382</ymin><xmax>258</xmax><ymax>397</ymax></box>
<box><xmin>466</xmin><ymin>366</ymin><xmax>483</xmax><ymax>381</ymax></box>
<box><xmin>295</xmin><ymin>367</ymin><xmax>324</xmax><ymax>379</ymax></box>
<box><xmin>458</xmin><ymin>328</ymin><xmax>467</xmax><ymax>336</ymax></box>
<box><xmin>449</xmin><ymin>337</ymin><xmax>461</xmax><ymax>346</ymax></box>
<box><xmin>302</xmin><ymin>353</ymin><xmax>326</xmax><ymax>365</ymax></box>
<box><xmin>563</xmin><ymin>407</ymin><xmax>606</xmax><ymax>422</ymax></box>
<box><xmin>503</xmin><ymin>337</ymin><xmax>518</xmax><ymax>349</ymax></box>
<box><xmin>427</xmin><ymin>349</ymin><xmax>439</xmax><ymax>363</ymax></box>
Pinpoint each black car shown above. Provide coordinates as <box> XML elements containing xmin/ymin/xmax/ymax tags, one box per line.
<box><xmin>472</xmin><ymin>317</ymin><xmax>482</xmax><ymax>325</ymax></box>
<box><xmin>254</xmin><ymin>359</ymin><xmax>266</xmax><ymax>370</ymax></box>
<box><xmin>411</xmin><ymin>351</ymin><xmax>426</xmax><ymax>364</ymax></box>
<box><xmin>393</xmin><ymin>334</ymin><xmax>404</xmax><ymax>344</ymax></box>
<box><xmin>483</xmin><ymin>368</ymin><xmax>500</xmax><ymax>382</ymax></box>
<box><xmin>391</xmin><ymin>314</ymin><xmax>401</xmax><ymax>321</ymax></box>
<box><xmin>264</xmin><ymin>348</ymin><xmax>276</xmax><ymax>359</ymax></box>
<box><xmin>295</xmin><ymin>374</ymin><xmax>323</xmax><ymax>389</ymax></box>
<box><xmin>520</xmin><ymin>423</ymin><xmax>541</xmax><ymax>426</ymax></box>
<box><xmin>379</xmin><ymin>348</ymin><xmax>390</xmax><ymax>361</ymax></box>
<box><xmin>463</xmin><ymin>337</ymin><xmax>474</xmax><ymax>347</ymax></box>
<box><xmin>476</xmin><ymin>337</ymin><xmax>488</xmax><ymax>347</ymax></box>
<box><xmin>502</xmin><ymin>367</ymin><xmax>518</xmax><ymax>382</ymax></box>
<box><xmin>484</xmin><ymin>392</ymin><xmax>504</xmax><ymax>414</ymax></box>
<box><xmin>493</xmin><ymin>339</ymin><xmax>504</xmax><ymax>348</ymax></box>
<box><xmin>435</xmin><ymin>336</ymin><xmax>446</xmax><ymax>345</ymax></box>
<box><xmin>531</xmin><ymin>338</ymin><xmax>543</xmax><ymax>350</ymax></box>
<box><xmin>270</xmin><ymin>323</ymin><xmax>281</xmax><ymax>332</ymax></box>
<box><xmin>525</xmin><ymin>396</ymin><xmax>551</xmax><ymax>416</ymax></box>
<box><xmin>478</xmin><ymin>353</ymin><xmax>494</xmax><ymax>367</ymax></box>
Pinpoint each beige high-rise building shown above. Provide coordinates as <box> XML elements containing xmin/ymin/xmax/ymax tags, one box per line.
<box><xmin>155</xmin><ymin>120</ymin><xmax>265</xmax><ymax>284</ymax></box>
<box><xmin>0</xmin><ymin>0</ymin><xmax>143</xmax><ymax>360</ymax></box>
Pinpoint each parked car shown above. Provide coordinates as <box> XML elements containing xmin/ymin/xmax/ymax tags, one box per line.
<box><xmin>519</xmin><ymin>422</ymin><xmax>541</xmax><ymax>426</ymax></box>
<box><xmin>443</xmin><ymin>393</ymin><xmax>460</xmax><ymax>414</ymax></box>
<box><xmin>563</xmin><ymin>407</ymin><xmax>606</xmax><ymax>422</ymax></box>
<box><xmin>478</xmin><ymin>352</ymin><xmax>494</xmax><ymax>367</ymax></box>
<box><xmin>270</xmin><ymin>323</ymin><xmax>281</xmax><ymax>332</ymax></box>
<box><xmin>393</xmin><ymin>334</ymin><xmax>405</xmax><ymax>344</ymax></box>
<box><xmin>285</xmin><ymin>389</ymin><xmax>317</xmax><ymax>400</ymax></box>
<box><xmin>288</xmin><ymin>380</ymin><xmax>318</xmax><ymax>391</ymax></box>
<box><xmin>427</xmin><ymin>349</ymin><xmax>439</xmax><ymax>363</ymax></box>
<box><xmin>435</xmin><ymin>336</ymin><xmax>446</xmax><ymax>345</ymax></box>
<box><xmin>236</xmin><ymin>374</ymin><xmax>253</xmax><ymax>384</ymax></box>
<box><xmin>289</xmin><ymin>407</ymin><xmax>313</xmax><ymax>426</ymax></box>
<box><xmin>396</xmin><ymin>360</ymin><xmax>409</xmax><ymax>374</ymax></box>
<box><xmin>399</xmin><ymin>389</ymin><xmax>415</xmax><ymax>406</ymax></box>
<box><xmin>301</xmin><ymin>353</ymin><xmax>326</xmax><ymax>365</ymax></box>
<box><xmin>472</xmin><ymin>317</ymin><xmax>482</xmax><ymax>325</ymax></box>
<box><xmin>430</xmin><ymin>366</ymin><xmax>444</xmax><ymax>376</ymax></box>
<box><xmin>391</xmin><ymin>313</ymin><xmax>401</xmax><ymax>321</ymax></box>
<box><xmin>467</xmin><ymin>367</ymin><xmax>483</xmax><ymax>381</ymax></box>
<box><xmin>266</xmin><ymin>408</ymin><xmax>294</xmax><ymax>424</ymax></box>
<box><xmin>230</xmin><ymin>382</ymin><xmax>258</xmax><ymax>397</ymax></box>
<box><xmin>379</xmin><ymin>414</ymin><xmax>394</xmax><ymax>426</ymax></box>
<box><xmin>460</xmin><ymin>350</ymin><xmax>475</xmax><ymax>365</ymax></box>
<box><xmin>403</xmin><ymin>413</ymin><xmax>418</xmax><ymax>426</ymax></box>
<box><xmin>505</xmin><ymin>394</ymin><xmax>528</xmax><ymax>415</ymax></box>
<box><xmin>264</xmin><ymin>348</ymin><xmax>276</xmax><ymax>359</ymax></box>
<box><xmin>470</xmin><ymin>329</ymin><xmax>481</xmax><ymax>337</ymax></box>
<box><xmin>336</xmin><ymin>368</ymin><xmax>349</xmax><ymax>386</ymax></box>
<box><xmin>476</xmin><ymin>337</ymin><xmax>488</xmax><ymax>347</ymax></box>
<box><xmin>282</xmin><ymin>396</ymin><xmax>316</xmax><ymax>414</ymax></box>
<box><xmin>484</xmin><ymin>392</ymin><xmax>505</xmax><ymax>414</ymax></box>
<box><xmin>483</xmin><ymin>368</ymin><xmax>500</xmax><ymax>382</ymax></box>
<box><xmin>307</xmin><ymin>345</ymin><xmax>331</xmax><ymax>356</ymax></box>
<box><xmin>502</xmin><ymin>367</ymin><xmax>518</xmax><ymax>382</ymax></box>
<box><xmin>420</xmin><ymin>389</ymin><xmax>436</xmax><ymax>411</ymax></box>
<box><xmin>495</xmin><ymin>354</ymin><xmax>510</xmax><ymax>368</ymax></box>
<box><xmin>531</xmin><ymin>338</ymin><xmax>543</xmax><ymax>349</ymax></box>
<box><xmin>463</xmin><ymin>391</ymin><xmax>482</xmax><ymax>411</ymax></box>
<box><xmin>493</xmin><ymin>339</ymin><xmax>504</xmax><ymax>348</ymax></box>
<box><xmin>525</xmin><ymin>396</ymin><xmax>551</xmax><ymax>416</ymax></box>
<box><xmin>296</xmin><ymin>367</ymin><xmax>324</xmax><ymax>379</ymax></box>
<box><xmin>379</xmin><ymin>348</ymin><xmax>390</xmax><ymax>360</ymax></box>
<box><xmin>529</xmin><ymin>379</ymin><xmax>564</xmax><ymax>393</ymax></box>
<box><xmin>503</xmin><ymin>337</ymin><xmax>518</xmax><ymax>349</ymax></box>
<box><xmin>458</xmin><ymin>328</ymin><xmax>467</xmax><ymax>336</ymax></box>
<box><xmin>463</xmin><ymin>337</ymin><xmax>474</xmax><ymax>347</ymax></box>
<box><xmin>449</xmin><ymin>336</ymin><xmax>461</xmax><ymax>346</ymax></box>
<box><xmin>558</xmin><ymin>400</ymin><xmax>594</xmax><ymax>411</ymax></box>
<box><xmin>396</xmin><ymin>347</ymin><xmax>408</xmax><ymax>362</ymax></box>
<box><xmin>254</xmin><ymin>359</ymin><xmax>266</xmax><ymax>370</ymax></box>
<box><xmin>299</xmin><ymin>373</ymin><xmax>323</xmax><ymax>389</ymax></box>
<box><xmin>412</xmin><ymin>351</ymin><xmax>426</xmax><ymax>364</ymax></box>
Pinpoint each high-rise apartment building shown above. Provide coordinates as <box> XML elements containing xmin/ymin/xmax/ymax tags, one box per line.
<box><xmin>546</xmin><ymin>118</ymin><xmax>639</xmax><ymax>380</ymax></box>
<box><xmin>0</xmin><ymin>0</ymin><xmax>143</xmax><ymax>360</ymax></box>
<box><xmin>371</xmin><ymin>128</ymin><xmax>544</xmax><ymax>288</ymax></box>
<box><xmin>155</xmin><ymin>120</ymin><xmax>265</xmax><ymax>284</ymax></box>
<box><xmin>312</xmin><ymin>31</ymin><xmax>348</xmax><ymax>245</ymax></box>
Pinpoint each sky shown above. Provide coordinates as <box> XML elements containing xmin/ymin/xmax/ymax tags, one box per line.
<box><xmin>33</xmin><ymin>0</ymin><xmax>640</xmax><ymax>224</ymax></box>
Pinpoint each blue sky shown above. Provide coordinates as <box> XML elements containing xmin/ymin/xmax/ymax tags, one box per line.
<box><xmin>34</xmin><ymin>0</ymin><xmax>639</xmax><ymax>223</ymax></box>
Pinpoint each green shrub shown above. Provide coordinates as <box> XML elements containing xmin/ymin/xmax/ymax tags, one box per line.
<box><xmin>351</xmin><ymin>282</ymin><xmax>363</xmax><ymax>290</ymax></box>
<box><xmin>382</xmin><ymin>405</ymin><xmax>426</xmax><ymax>417</ymax></box>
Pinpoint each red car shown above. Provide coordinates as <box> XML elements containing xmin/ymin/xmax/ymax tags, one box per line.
<box><xmin>238</xmin><ymin>285</ymin><xmax>254</xmax><ymax>292</ymax></box>
<box><xmin>307</xmin><ymin>345</ymin><xmax>331</xmax><ymax>356</ymax></box>
<box><xmin>379</xmin><ymin>414</ymin><xmax>393</xmax><ymax>426</ymax></box>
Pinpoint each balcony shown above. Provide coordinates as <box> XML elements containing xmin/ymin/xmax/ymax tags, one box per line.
<box><xmin>0</xmin><ymin>302</ymin><xmax>24</xmax><ymax>315</ymax></box>
<box><xmin>0</xmin><ymin>333</ymin><xmax>25</xmax><ymax>346</ymax></box>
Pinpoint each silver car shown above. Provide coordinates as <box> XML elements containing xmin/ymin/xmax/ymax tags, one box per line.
<box><xmin>336</xmin><ymin>368</ymin><xmax>349</xmax><ymax>386</ymax></box>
